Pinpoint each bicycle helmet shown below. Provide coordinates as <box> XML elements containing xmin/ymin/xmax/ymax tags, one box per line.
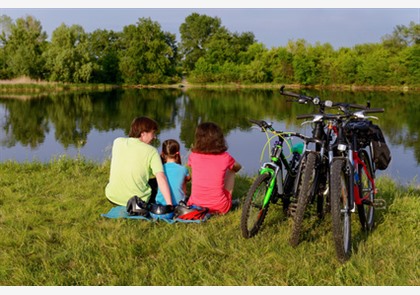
<box><xmin>174</xmin><ymin>202</ymin><xmax>198</xmax><ymax>218</ymax></box>
<box><xmin>149</xmin><ymin>203</ymin><xmax>174</xmax><ymax>219</ymax></box>
<box><xmin>126</xmin><ymin>196</ymin><xmax>149</xmax><ymax>217</ymax></box>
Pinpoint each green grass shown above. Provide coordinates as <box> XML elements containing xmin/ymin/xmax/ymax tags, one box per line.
<box><xmin>0</xmin><ymin>157</ymin><xmax>418</xmax><ymax>286</ymax></box>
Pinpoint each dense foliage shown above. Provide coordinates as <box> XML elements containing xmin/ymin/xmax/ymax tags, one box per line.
<box><xmin>0</xmin><ymin>13</ymin><xmax>419</xmax><ymax>86</ymax></box>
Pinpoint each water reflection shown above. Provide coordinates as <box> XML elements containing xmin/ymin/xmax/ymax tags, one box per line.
<box><xmin>0</xmin><ymin>88</ymin><xmax>419</xmax><ymax>185</ymax></box>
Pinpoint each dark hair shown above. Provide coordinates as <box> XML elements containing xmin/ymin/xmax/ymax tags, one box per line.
<box><xmin>129</xmin><ymin>117</ymin><xmax>158</xmax><ymax>138</ymax></box>
<box><xmin>161</xmin><ymin>139</ymin><xmax>181</xmax><ymax>164</ymax></box>
<box><xmin>192</xmin><ymin>122</ymin><xmax>228</xmax><ymax>154</ymax></box>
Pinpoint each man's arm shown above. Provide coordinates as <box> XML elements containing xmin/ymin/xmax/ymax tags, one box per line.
<box><xmin>155</xmin><ymin>171</ymin><xmax>173</xmax><ymax>205</ymax></box>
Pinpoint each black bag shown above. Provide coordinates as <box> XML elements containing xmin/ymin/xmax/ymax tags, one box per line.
<box><xmin>369</xmin><ymin>124</ymin><xmax>391</xmax><ymax>170</ymax></box>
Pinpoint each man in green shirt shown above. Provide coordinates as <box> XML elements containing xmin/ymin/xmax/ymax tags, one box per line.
<box><xmin>105</xmin><ymin>117</ymin><xmax>172</xmax><ymax>206</ymax></box>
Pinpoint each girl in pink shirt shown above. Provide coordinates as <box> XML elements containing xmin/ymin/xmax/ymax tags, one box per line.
<box><xmin>187</xmin><ymin>122</ymin><xmax>242</xmax><ymax>214</ymax></box>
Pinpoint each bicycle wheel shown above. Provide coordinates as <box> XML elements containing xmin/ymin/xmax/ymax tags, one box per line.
<box><xmin>289</xmin><ymin>152</ymin><xmax>318</xmax><ymax>247</ymax></box>
<box><xmin>330</xmin><ymin>158</ymin><xmax>352</xmax><ymax>262</ymax></box>
<box><xmin>241</xmin><ymin>172</ymin><xmax>272</xmax><ymax>238</ymax></box>
<box><xmin>357</xmin><ymin>149</ymin><xmax>375</xmax><ymax>231</ymax></box>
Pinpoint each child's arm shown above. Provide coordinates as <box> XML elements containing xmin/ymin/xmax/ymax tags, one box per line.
<box><xmin>232</xmin><ymin>161</ymin><xmax>242</xmax><ymax>173</ymax></box>
<box><xmin>182</xmin><ymin>175</ymin><xmax>191</xmax><ymax>195</ymax></box>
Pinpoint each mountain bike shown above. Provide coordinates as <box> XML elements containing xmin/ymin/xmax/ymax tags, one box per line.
<box><xmin>279</xmin><ymin>86</ymin><xmax>383</xmax><ymax>249</ymax></box>
<box><xmin>329</xmin><ymin>105</ymin><xmax>386</xmax><ymax>262</ymax></box>
<box><xmin>240</xmin><ymin>119</ymin><xmax>317</xmax><ymax>238</ymax></box>
<box><xmin>280</xmin><ymin>86</ymin><xmax>337</xmax><ymax>247</ymax></box>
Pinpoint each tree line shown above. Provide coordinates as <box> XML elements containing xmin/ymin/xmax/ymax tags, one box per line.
<box><xmin>0</xmin><ymin>13</ymin><xmax>419</xmax><ymax>86</ymax></box>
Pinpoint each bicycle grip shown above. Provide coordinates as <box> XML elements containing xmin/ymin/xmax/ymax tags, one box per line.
<box><xmin>363</xmin><ymin>108</ymin><xmax>384</xmax><ymax>114</ymax></box>
<box><xmin>249</xmin><ymin>118</ymin><xmax>268</xmax><ymax>128</ymax></box>
<box><xmin>296</xmin><ymin>114</ymin><xmax>317</xmax><ymax>120</ymax></box>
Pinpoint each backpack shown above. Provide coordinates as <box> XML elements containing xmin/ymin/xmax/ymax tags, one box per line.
<box><xmin>369</xmin><ymin>124</ymin><xmax>391</xmax><ymax>170</ymax></box>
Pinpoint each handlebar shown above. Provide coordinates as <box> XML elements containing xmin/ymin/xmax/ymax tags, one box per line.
<box><xmin>296</xmin><ymin>114</ymin><xmax>319</xmax><ymax>120</ymax></box>
<box><xmin>249</xmin><ymin>118</ymin><xmax>318</xmax><ymax>143</ymax></box>
<box><xmin>280</xmin><ymin>85</ymin><xmax>385</xmax><ymax>118</ymax></box>
<box><xmin>360</xmin><ymin>108</ymin><xmax>384</xmax><ymax>114</ymax></box>
<box><xmin>280</xmin><ymin>85</ymin><xmax>321</xmax><ymax>104</ymax></box>
<box><xmin>249</xmin><ymin>119</ymin><xmax>273</xmax><ymax>130</ymax></box>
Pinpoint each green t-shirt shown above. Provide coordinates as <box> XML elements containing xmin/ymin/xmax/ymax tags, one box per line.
<box><xmin>105</xmin><ymin>137</ymin><xmax>164</xmax><ymax>206</ymax></box>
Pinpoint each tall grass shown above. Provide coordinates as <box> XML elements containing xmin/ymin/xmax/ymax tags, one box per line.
<box><xmin>0</xmin><ymin>157</ymin><xmax>418</xmax><ymax>286</ymax></box>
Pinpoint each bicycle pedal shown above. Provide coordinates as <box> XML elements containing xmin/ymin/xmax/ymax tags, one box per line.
<box><xmin>288</xmin><ymin>203</ymin><xmax>297</xmax><ymax>217</ymax></box>
<box><xmin>373</xmin><ymin>199</ymin><xmax>386</xmax><ymax>209</ymax></box>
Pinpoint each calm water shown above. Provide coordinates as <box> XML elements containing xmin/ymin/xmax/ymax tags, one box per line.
<box><xmin>0</xmin><ymin>88</ymin><xmax>419</xmax><ymax>186</ymax></box>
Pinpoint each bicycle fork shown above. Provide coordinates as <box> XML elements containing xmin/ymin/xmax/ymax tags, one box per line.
<box><xmin>259</xmin><ymin>164</ymin><xmax>280</xmax><ymax>208</ymax></box>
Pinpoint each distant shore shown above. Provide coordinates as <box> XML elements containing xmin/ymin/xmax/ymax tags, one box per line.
<box><xmin>0</xmin><ymin>77</ymin><xmax>418</xmax><ymax>93</ymax></box>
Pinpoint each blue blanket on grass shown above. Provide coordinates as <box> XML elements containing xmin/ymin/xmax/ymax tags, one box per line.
<box><xmin>101</xmin><ymin>206</ymin><xmax>210</xmax><ymax>224</ymax></box>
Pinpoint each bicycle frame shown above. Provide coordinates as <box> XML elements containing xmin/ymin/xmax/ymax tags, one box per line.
<box><xmin>258</xmin><ymin>134</ymin><xmax>305</xmax><ymax>208</ymax></box>
<box><xmin>240</xmin><ymin>119</ymin><xmax>311</xmax><ymax>239</ymax></box>
<box><xmin>336</xmin><ymin>120</ymin><xmax>377</xmax><ymax>211</ymax></box>
<box><xmin>352</xmin><ymin>151</ymin><xmax>375</xmax><ymax>206</ymax></box>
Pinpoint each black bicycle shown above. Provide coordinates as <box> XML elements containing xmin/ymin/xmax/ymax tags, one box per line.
<box><xmin>279</xmin><ymin>86</ymin><xmax>386</xmax><ymax>251</ymax></box>
<box><xmin>280</xmin><ymin>86</ymin><xmax>337</xmax><ymax>247</ymax></box>
<box><xmin>240</xmin><ymin>119</ymin><xmax>316</xmax><ymax>238</ymax></box>
<box><xmin>329</xmin><ymin>105</ymin><xmax>387</xmax><ymax>262</ymax></box>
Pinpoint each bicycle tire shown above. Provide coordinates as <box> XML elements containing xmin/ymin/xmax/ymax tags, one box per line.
<box><xmin>289</xmin><ymin>152</ymin><xmax>318</xmax><ymax>247</ymax></box>
<box><xmin>357</xmin><ymin>149</ymin><xmax>375</xmax><ymax>231</ymax></box>
<box><xmin>330</xmin><ymin>158</ymin><xmax>352</xmax><ymax>262</ymax></box>
<box><xmin>316</xmin><ymin>160</ymin><xmax>330</xmax><ymax>219</ymax></box>
<box><xmin>241</xmin><ymin>172</ymin><xmax>272</xmax><ymax>238</ymax></box>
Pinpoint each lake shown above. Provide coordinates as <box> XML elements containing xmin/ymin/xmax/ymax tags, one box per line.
<box><xmin>0</xmin><ymin>88</ymin><xmax>419</xmax><ymax>186</ymax></box>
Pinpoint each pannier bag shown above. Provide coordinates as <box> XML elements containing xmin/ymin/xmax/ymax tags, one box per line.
<box><xmin>369</xmin><ymin>124</ymin><xmax>391</xmax><ymax>170</ymax></box>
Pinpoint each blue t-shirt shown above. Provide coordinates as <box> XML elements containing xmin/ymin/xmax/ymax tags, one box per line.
<box><xmin>156</xmin><ymin>162</ymin><xmax>190</xmax><ymax>205</ymax></box>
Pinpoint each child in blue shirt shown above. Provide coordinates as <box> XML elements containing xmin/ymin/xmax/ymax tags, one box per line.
<box><xmin>155</xmin><ymin>139</ymin><xmax>191</xmax><ymax>206</ymax></box>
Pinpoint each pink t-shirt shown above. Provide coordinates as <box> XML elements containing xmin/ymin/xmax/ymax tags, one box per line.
<box><xmin>187</xmin><ymin>152</ymin><xmax>236</xmax><ymax>214</ymax></box>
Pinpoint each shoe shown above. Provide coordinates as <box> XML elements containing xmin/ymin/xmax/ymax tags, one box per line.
<box><xmin>231</xmin><ymin>198</ymin><xmax>241</xmax><ymax>209</ymax></box>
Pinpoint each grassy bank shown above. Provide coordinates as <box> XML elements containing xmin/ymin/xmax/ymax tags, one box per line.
<box><xmin>0</xmin><ymin>157</ymin><xmax>419</xmax><ymax>286</ymax></box>
<box><xmin>1</xmin><ymin>77</ymin><xmax>419</xmax><ymax>94</ymax></box>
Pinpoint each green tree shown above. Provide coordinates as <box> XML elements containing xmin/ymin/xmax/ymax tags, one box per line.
<box><xmin>382</xmin><ymin>21</ymin><xmax>420</xmax><ymax>51</ymax></box>
<box><xmin>179</xmin><ymin>13</ymin><xmax>223</xmax><ymax>72</ymax></box>
<box><xmin>88</xmin><ymin>29</ymin><xmax>121</xmax><ymax>84</ymax></box>
<box><xmin>398</xmin><ymin>44</ymin><xmax>420</xmax><ymax>85</ymax></box>
<box><xmin>44</xmin><ymin>24</ymin><xmax>94</xmax><ymax>83</ymax></box>
<box><xmin>260</xmin><ymin>46</ymin><xmax>294</xmax><ymax>84</ymax></box>
<box><xmin>189</xmin><ymin>57</ymin><xmax>217</xmax><ymax>83</ymax></box>
<box><xmin>239</xmin><ymin>43</ymin><xmax>269</xmax><ymax>83</ymax></box>
<box><xmin>205</xmin><ymin>30</ymin><xmax>256</xmax><ymax>65</ymax></box>
<box><xmin>354</xmin><ymin>43</ymin><xmax>391</xmax><ymax>85</ymax></box>
<box><xmin>287</xmin><ymin>39</ymin><xmax>318</xmax><ymax>85</ymax></box>
<box><xmin>330</xmin><ymin>47</ymin><xmax>359</xmax><ymax>84</ymax></box>
<box><xmin>0</xmin><ymin>15</ymin><xmax>13</xmax><ymax>78</ymax></box>
<box><xmin>1</xmin><ymin>15</ymin><xmax>47</xmax><ymax>79</ymax></box>
<box><xmin>118</xmin><ymin>17</ymin><xmax>179</xmax><ymax>85</ymax></box>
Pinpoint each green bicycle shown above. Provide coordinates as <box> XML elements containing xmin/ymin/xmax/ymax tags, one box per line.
<box><xmin>240</xmin><ymin>119</ymin><xmax>318</xmax><ymax>238</ymax></box>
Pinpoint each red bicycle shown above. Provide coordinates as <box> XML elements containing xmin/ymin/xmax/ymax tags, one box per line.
<box><xmin>330</xmin><ymin>105</ymin><xmax>389</xmax><ymax>262</ymax></box>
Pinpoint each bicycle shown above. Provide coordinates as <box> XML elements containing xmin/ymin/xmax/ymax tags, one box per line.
<box><xmin>329</xmin><ymin>104</ymin><xmax>387</xmax><ymax>262</ymax></box>
<box><xmin>280</xmin><ymin>86</ymin><xmax>338</xmax><ymax>247</ymax></box>
<box><xmin>280</xmin><ymin>86</ymin><xmax>386</xmax><ymax>251</ymax></box>
<box><xmin>240</xmin><ymin>119</ymin><xmax>316</xmax><ymax>238</ymax></box>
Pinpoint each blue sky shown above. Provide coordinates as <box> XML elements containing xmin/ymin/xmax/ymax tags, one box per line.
<box><xmin>1</xmin><ymin>2</ymin><xmax>419</xmax><ymax>49</ymax></box>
